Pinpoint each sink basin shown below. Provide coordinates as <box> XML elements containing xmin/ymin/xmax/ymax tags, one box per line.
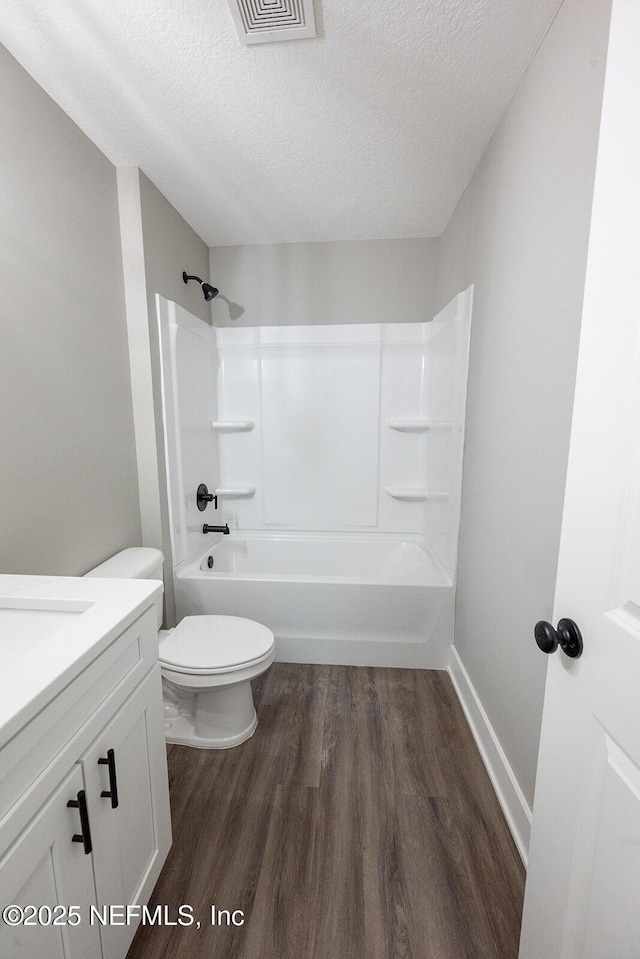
<box><xmin>0</xmin><ymin>573</ymin><xmax>162</xmax><ymax>750</ymax></box>
<box><xmin>0</xmin><ymin>599</ymin><xmax>93</xmax><ymax>668</ymax></box>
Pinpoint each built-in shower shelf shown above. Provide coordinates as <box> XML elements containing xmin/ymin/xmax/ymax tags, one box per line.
<box><xmin>386</xmin><ymin>418</ymin><xmax>431</xmax><ymax>433</ymax></box>
<box><xmin>386</xmin><ymin>419</ymin><xmax>454</xmax><ymax>433</ymax></box>
<box><xmin>385</xmin><ymin>487</ymin><xmax>449</xmax><ymax>502</ymax></box>
<box><xmin>385</xmin><ymin>486</ymin><xmax>428</xmax><ymax>502</ymax></box>
<box><xmin>211</xmin><ymin>420</ymin><xmax>255</xmax><ymax>432</ymax></box>
<box><xmin>215</xmin><ymin>485</ymin><xmax>256</xmax><ymax>497</ymax></box>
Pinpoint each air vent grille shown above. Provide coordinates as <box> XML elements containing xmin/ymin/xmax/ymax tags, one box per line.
<box><xmin>228</xmin><ymin>0</ymin><xmax>316</xmax><ymax>44</ymax></box>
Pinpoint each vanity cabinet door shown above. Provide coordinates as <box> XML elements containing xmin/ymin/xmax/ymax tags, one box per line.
<box><xmin>81</xmin><ymin>665</ymin><xmax>171</xmax><ymax>959</ymax></box>
<box><xmin>0</xmin><ymin>764</ymin><xmax>102</xmax><ymax>959</ymax></box>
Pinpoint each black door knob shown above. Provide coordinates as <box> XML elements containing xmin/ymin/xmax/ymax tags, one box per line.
<box><xmin>534</xmin><ymin>618</ymin><xmax>583</xmax><ymax>659</ymax></box>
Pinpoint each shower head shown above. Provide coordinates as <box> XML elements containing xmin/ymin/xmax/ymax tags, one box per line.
<box><xmin>201</xmin><ymin>282</ymin><xmax>219</xmax><ymax>301</ymax></box>
<box><xmin>182</xmin><ymin>271</ymin><xmax>219</xmax><ymax>301</ymax></box>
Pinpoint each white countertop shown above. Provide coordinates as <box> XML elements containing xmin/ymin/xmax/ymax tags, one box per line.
<box><xmin>0</xmin><ymin>575</ymin><xmax>162</xmax><ymax>747</ymax></box>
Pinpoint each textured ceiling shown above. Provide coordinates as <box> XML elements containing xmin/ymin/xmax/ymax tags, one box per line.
<box><xmin>0</xmin><ymin>0</ymin><xmax>562</xmax><ymax>246</ymax></box>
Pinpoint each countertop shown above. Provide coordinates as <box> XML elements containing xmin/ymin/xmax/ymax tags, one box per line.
<box><xmin>0</xmin><ymin>574</ymin><xmax>162</xmax><ymax>747</ymax></box>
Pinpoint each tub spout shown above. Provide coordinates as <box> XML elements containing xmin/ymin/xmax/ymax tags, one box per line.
<box><xmin>203</xmin><ymin>523</ymin><xmax>230</xmax><ymax>535</ymax></box>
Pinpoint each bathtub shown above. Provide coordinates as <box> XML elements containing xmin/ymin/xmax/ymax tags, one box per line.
<box><xmin>173</xmin><ymin>532</ymin><xmax>454</xmax><ymax>669</ymax></box>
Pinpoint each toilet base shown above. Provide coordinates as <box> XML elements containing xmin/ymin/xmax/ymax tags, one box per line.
<box><xmin>164</xmin><ymin>710</ymin><xmax>257</xmax><ymax>749</ymax></box>
<box><xmin>162</xmin><ymin>676</ymin><xmax>259</xmax><ymax>749</ymax></box>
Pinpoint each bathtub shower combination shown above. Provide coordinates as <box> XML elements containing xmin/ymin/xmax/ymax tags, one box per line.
<box><xmin>157</xmin><ymin>289</ymin><xmax>472</xmax><ymax>668</ymax></box>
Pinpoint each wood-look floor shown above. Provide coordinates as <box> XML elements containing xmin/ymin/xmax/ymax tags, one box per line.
<box><xmin>127</xmin><ymin>664</ymin><xmax>525</xmax><ymax>959</ymax></box>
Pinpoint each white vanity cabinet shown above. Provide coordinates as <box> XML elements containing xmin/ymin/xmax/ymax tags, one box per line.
<box><xmin>0</xmin><ymin>765</ymin><xmax>103</xmax><ymax>959</ymax></box>
<box><xmin>80</xmin><ymin>668</ymin><xmax>170</xmax><ymax>959</ymax></box>
<box><xmin>0</xmin><ymin>585</ymin><xmax>171</xmax><ymax>959</ymax></box>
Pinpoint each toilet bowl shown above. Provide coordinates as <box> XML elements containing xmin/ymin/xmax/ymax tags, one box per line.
<box><xmin>159</xmin><ymin>614</ymin><xmax>275</xmax><ymax>748</ymax></box>
<box><xmin>85</xmin><ymin>547</ymin><xmax>274</xmax><ymax>749</ymax></box>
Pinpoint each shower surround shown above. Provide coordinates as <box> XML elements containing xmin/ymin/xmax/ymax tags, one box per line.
<box><xmin>157</xmin><ymin>289</ymin><xmax>471</xmax><ymax>668</ymax></box>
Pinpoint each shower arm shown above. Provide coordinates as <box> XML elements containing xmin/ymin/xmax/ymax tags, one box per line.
<box><xmin>182</xmin><ymin>271</ymin><xmax>219</xmax><ymax>302</ymax></box>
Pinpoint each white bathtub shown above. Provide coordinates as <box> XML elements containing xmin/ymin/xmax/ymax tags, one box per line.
<box><xmin>173</xmin><ymin>533</ymin><xmax>453</xmax><ymax>669</ymax></box>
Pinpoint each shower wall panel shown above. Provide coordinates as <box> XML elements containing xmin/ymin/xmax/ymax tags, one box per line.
<box><xmin>215</xmin><ymin>341</ymin><xmax>263</xmax><ymax>529</ymax></box>
<box><xmin>158</xmin><ymin>290</ymin><xmax>471</xmax><ymax>575</ymax></box>
<box><xmin>423</xmin><ymin>288</ymin><xmax>472</xmax><ymax>577</ymax></box>
<box><xmin>157</xmin><ymin>296</ymin><xmax>220</xmax><ymax>566</ymax></box>
<box><xmin>213</xmin><ymin>323</ymin><xmax>437</xmax><ymax>537</ymax></box>
<box><xmin>261</xmin><ymin>343</ymin><xmax>380</xmax><ymax>528</ymax></box>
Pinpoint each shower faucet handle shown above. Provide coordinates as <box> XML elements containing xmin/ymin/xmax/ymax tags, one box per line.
<box><xmin>197</xmin><ymin>483</ymin><xmax>218</xmax><ymax>511</ymax></box>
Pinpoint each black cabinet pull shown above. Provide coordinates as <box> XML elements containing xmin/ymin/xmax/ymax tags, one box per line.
<box><xmin>67</xmin><ymin>790</ymin><xmax>92</xmax><ymax>854</ymax></box>
<box><xmin>98</xmin><ymin>748</ymin><xmax>119</xmax><ymax>808</ymax></box>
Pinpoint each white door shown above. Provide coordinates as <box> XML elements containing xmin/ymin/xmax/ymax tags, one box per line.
<box><xmin>518</xmin><ymin>1</ymin><xmax>640</xmax><ymax>956</ymax></box>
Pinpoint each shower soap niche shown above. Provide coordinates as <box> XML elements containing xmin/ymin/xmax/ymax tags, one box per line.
<box><xmin>211</xmin><ymin>420</ymin><xmax>255</xmax><ymax>432</ymax></box>
<box><xmin>215</xmin><ymin>485</ymin><xmax>256</xmax><ymax>498</ymax></box>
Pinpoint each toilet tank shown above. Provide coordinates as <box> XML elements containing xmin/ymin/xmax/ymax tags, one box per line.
<box><xmin>84</xmin><ymin>547</ymin><xmax>164</xmax><ymax>629</ymax></box>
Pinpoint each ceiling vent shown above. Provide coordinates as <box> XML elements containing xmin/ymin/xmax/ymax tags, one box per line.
<box><xmin>227</xmin><ymin>0</ymin><xmax>316</xmax><ymax>45</ymax></box>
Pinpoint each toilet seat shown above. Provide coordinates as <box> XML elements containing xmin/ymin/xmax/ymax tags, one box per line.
<box><xmin>158</xmin><ymin>614</ymin><xmax>275</xmax><ymax>675</ymax></box>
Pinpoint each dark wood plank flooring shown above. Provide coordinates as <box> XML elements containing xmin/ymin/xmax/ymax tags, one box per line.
<box><xmin>127</xmin><ymin>664</ymin><xmax>525</xmax><ymax>959</ymax></box>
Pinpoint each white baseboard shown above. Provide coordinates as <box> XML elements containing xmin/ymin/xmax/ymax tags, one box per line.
<box><xmin>448</xmin><ymin>645</ymin><xmax>531</xmax><ymax>865</ymax></box>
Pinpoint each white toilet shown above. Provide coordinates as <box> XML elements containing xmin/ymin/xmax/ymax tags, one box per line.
<box><xmin>85</xmin><ymin>547</ymin><xmax>275</xmax><ymax>749</ymax></box>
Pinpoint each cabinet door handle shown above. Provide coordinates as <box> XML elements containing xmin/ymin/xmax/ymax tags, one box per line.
<box><xmin>67</xmin><ymin>790</ymin><xmax>93</xmax><ymax>854</ymax></box>
<box><xmin>98</xmin><ymin>748</ymin><xmax>119</xmax><ymax>809</ymax></box>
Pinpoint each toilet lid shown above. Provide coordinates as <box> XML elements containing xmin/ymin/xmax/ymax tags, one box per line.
<box><xmin>159</xmin><ymin>615</ymin><xmax>274</xmax><ymax>672</ymax></box>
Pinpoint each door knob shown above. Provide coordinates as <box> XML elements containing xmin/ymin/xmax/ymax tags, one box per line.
<box><xmin>534</xmin><ymin>618</ymin><xmax>583</xmax><ymax>659</ymax></box>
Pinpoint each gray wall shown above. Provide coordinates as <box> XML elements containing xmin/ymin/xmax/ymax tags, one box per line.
<box><xmin>210</xmin><ymin>238</ymin><xmax>438</xmax><ymax>326</ymax></box>
<box><xmin>0</xmin><ymin>44</ymin><xmax>141</xmax><ymax>575</ymax></box>
<box><xmin>139</xmin><ymin>172</ymin><xmax>211</xmax><ymax>327</ymax></box>
<box><xmin>437</xmin><ymin>0</ymin><xmax>612</xmax><ymax>807</ymax></box>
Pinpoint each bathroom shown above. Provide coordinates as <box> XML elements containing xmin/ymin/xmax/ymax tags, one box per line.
<box><xmin>1</xmin><ymin>0</ymin><xmax>639</xmax><ymax>957</ymax></box>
